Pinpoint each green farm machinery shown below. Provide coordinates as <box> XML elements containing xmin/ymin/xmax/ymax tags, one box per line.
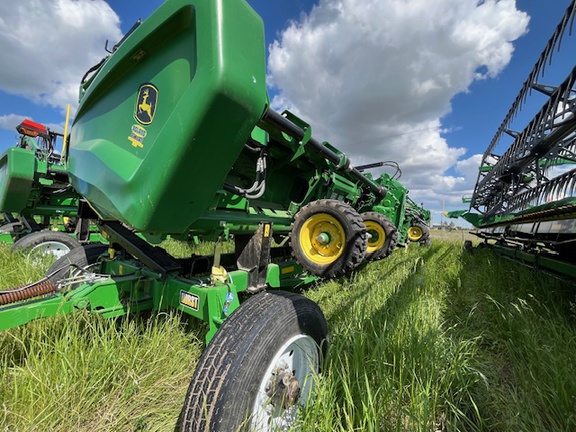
<box><xmin>0</xmin><ymin>118</ymin><xmax>105</xmax><ymax>257</ymax></box>
<box><xmin>405</xmin><ymin>196</ymin><xmax>431</xmax><ymax>245</ymax></box>
<box><xmin>449</xmin><ymin>0</ymin><xmax>576</xmax><ymax>278</ymax></box>
<box><xmin>0</xmin><ymin>0</ymin><xmax>432</xmax><ymax>429</ymax></box>
<box><xmin>358</xmin><ymin>161</ymin><xmax>431</xmax><ymax>248</ymax></box>
<box><xmin>0</xmin><ymin>0</ymin><xmax>395</xmax><ymax>431</ymax></box>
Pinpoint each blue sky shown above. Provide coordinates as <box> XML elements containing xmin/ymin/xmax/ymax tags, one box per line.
<box><xmin>0</xmin><ymin>0</ymin><xmax>573</xmax><ymax>224</ymax></box>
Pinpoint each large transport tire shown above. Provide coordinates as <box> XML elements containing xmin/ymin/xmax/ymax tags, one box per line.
<box><xmin>361</xmin><ymin>212</ymin><xmax>398</xmax><ymax>260</ymax></box>
<box><xmin>11</xmin><ymin>230</ymin><xmax>81</xmax><ymax>259</ymax></box>
<box><xmin>180</xmin><ymin>290</ymin><xmax>328</xmax><ymax>432</ymax></box>
<box><xmin>407</xmin><ymin>223</ymin><xmax>430</xmax><ymax>243</ymax></box>
<box><xmin>45</xmin><ymin>243</ymin><xmax>108</xmax><ymax>286</ymax></box>
<box><xmin>290</xmin><ymin>199</ymin><xmax>367</xmax><ymax>278</ymax></box>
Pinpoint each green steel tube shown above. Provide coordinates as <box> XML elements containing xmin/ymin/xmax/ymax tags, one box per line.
<box><xmin>262</xmin><ymin>110</ymin><xmax>387</xmax><ymax>198</ymax></box>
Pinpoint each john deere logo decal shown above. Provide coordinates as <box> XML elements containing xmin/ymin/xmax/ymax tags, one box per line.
<box><xmin>135</xmin><ymin>83</ymin><xmax>158</xmax><ymax>125</ymax></box>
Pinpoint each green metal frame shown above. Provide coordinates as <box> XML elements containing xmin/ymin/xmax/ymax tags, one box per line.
<box><xmin>492</xmin><ymin>243</ymin><xmax>576</xmax><ymax>279</ymax></box>
<box><xmin>0</xmin><ymin>247</ymin><xmax>315</xmax><ymax>343</ymax></box>
<box><xmin>0</xmin><ymin>121</ymin><xmax>107</xmax><ymax>246</ymax></box>
<box><xmin>0</xmin><ymin>0</ymin><xmax>432</xmax><ymax>344</ymax></box>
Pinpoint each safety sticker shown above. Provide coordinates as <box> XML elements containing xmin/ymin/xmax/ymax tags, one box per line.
<box><xmin>180</xmin><ymin>291</ymin><xmax>199</xmax><ymax>311</ymax></box>
<box><xmin>128</xmin><ymin>124</ymin><xmax>147</xmax><ymax>148</ymax></box>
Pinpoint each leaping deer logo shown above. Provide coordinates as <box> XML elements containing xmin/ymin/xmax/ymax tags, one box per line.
<box><xmin>135</xmin><ymin>84</ymin><xmax>158</xmax><ymax>125</ymax></box>
<box><xmin>139</xmin><ymin>89</ymin><xmax>152</xmax><ymax>118</ymax></box>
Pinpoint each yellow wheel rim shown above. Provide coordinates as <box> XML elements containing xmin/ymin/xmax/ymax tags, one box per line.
<box><xmin>408</xmin><ymin>225</ymin><xmax>423</xmax><ymax>241</ymax></box>
<box><xmin>365</xmin><ymin>220</ymin><xmax>386</xmax><ymax>254</ymax></box>
<box><xmin>299</xmin><ymin>213</ymin><xmax>345</xmax><ymax>264</ymax></box>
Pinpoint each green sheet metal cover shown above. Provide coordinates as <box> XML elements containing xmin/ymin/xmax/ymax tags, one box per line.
<box><xmin>68</xmin><ymin>0</ymin><xmax>268</xmax><ymax>234</ymax></box>
<box><xmin>0</xmin><ymin>148</ymin><xmax>36</xmax><ymax>213</ymax></box>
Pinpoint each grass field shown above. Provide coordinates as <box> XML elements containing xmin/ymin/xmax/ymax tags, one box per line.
<box><xmin>1</xmin><ymin>232</ymin><xmax>575</xmax><ymax>431</ymax></box>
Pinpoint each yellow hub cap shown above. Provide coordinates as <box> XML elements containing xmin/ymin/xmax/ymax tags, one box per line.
<box><xmin>408</xmin><ymin>225</ymin><xmax>423</xmax><ymax>241</ymax></box>
<box><xmin>365</xmin><ymin>221</ymin><xmax>386</xmax><ymax>253</ymax></box>
<box><xmin>299</xmin><ymin>214</ymin><xmax>345</xmax><ymax>264</ymax></box>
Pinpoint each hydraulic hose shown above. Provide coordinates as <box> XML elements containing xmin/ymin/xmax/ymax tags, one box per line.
<box><xmin>0</xmin><ymin>280</ymin><xmax>57</xmax><ymax>305</ymax></box>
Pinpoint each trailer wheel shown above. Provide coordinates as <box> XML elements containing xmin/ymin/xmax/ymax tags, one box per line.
<box><xmin>407</xmin><ymin>223</ymin><xmax>427</xmax><ymax>242</ymax></box>
<box><xmin>290</xmin><ymin>199</ymin><xmax>367</xmax><ymax>277</ymax></box>
<box><xmin>45</xmin><ymin>243</ymin><xmax>108</xmax><ymax>286</ymax></box>
<box><xmin>180</xmin><ymin>290</ymin><xmax>328</xmax><ymax>432</ymax></box>
<box><xmin>11</xmin><ymin>230</ymin><xmax>81</xmax><ymax>259</ymax></box>
<box><xmin>361</xmin><ymin>212</ymin><xmax>398</xmax><ymax>260</ymax></box>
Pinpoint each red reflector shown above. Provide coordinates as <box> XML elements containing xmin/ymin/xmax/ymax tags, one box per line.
<box><xmin>16</xmin><ymin>119</ymin><xmax>48</xmax><ymax>137</ymax></box>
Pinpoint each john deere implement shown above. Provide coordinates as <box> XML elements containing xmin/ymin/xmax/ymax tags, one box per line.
<box><xmin>449</xmin><ymin>0</ymin><xmax>576</xmax><ymax>279</ymax></box>
<box><xmin>0</xmin><ymin>118</ymin><xmax>104</xmax><ymax>256</ymax></box>
<box><xmin>0</xmin><ymin>0</ymin><xmax>434</xmax><ymax>430</ymax></box>
<box><xmin>356</xmin><ymin>161</ymin><xmax>432</xmax><ymax>251</ymax></box>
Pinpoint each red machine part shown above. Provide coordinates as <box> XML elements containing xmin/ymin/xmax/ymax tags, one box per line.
<box><xmin>16</xmin><ymin>119</ymin><xmax>48</xmax><ymax>138</ymax></box>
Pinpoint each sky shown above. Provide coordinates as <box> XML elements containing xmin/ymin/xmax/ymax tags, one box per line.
<box><xmin>0</xmin><ymin>0</ymin><xmax>573</xmax><ymax>225</ymax></box>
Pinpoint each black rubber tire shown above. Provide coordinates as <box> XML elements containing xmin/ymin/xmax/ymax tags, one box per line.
<box><xmin>361</xmin><ymin>212</ymin><xmax>398</xmax><ymax>260</ymax></box>
<box><xmin>290</xmin><ymin>199</ymin><xmax>367</xmax><ymax>278</ymax></box>
<box><xmin>45</xmin><ymin>243</ymin><xmax>108</xmax><ymax>285</ymax></box>
<box><xmin>180</xmin><ymin>290</ymin><xmax>328</xmax><ymax>432</ymax></box>
<box><xmin>11</xmin><ymin>230</ymin><xmax>81</xmax><ymax>258</ymax></box>
<box><xmin>419</xmin><ymin>224</ymin><xmax>431</xmax><ymax>243</ymax></box>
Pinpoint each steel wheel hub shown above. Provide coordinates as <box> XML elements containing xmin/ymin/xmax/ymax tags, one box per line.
<box><xmin>365</xmin><ymin>220</ymin><xmax>386</xmax><ymax>253</ymax></box>
<box><xmin>30</xmin><ymin>241</ymin><xmax>72</xmax><ymax>260</ymax></box>
<box><xmin>252</xmin><ymin>334</ymin><xmax>319</xmax><ymax>431</ymax></box>
<box><xmin>299</xmin><ymin>213</ymin><xmax>345</xmax><ymax>264</ymax></box>
<box><xmin>408</xmin><ymin>226</ymin><xmax>423</xmax><ymax>241</ymax></box>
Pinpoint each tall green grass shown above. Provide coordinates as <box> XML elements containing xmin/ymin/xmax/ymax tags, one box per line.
<box><xmin>1</xmin><ymin>235</ymin><xmax>575</xmax><ymax>431</ymax></box>
<box><xmin>1</xmin><ymin>244</ymin><xmax>203</xmax><ymax>431</ymax></box>
<box><xmin>0</xmin><ymin>245</ymin><xmax>54</xmax><ymax>289</ymax></box>
<box><xmin>302</xmin><ymin>243</ymin><xmax>482</xmax><ymax>431</ymax></box>
<box><xmin>0</xmin><ymin>313</ymin><xmax>202</xmax><ymax>431</ymax></box>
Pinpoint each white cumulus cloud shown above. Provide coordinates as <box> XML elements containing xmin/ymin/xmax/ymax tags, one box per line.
<box><xmin>0</xmin><ymin>0</ymin><xmax>122</xmax><ymax>112</ymax></box>
<box><xmin>267</xmin><ymin>0</ymin><xmax>529</xmax><ymax>213</ymax></box>
<box><xmin>0</xmin><ymin>114</ymin><xmax>28</xmax><ymax>132</ymax></box>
